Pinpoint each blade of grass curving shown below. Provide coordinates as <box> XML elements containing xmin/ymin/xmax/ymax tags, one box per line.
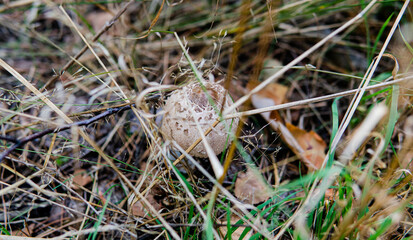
<box><xmin>398</xmin><ymin>26</ymin><xmax>413</xmax><ymax>55</ymax></box>
<box><xmin>225</xmin><ymin>201</ymin><xmax>232</xmax><ymax>240</ymax></box>
<box><xmin>328</xmin><ymin>97</ymin><xmax>340</xmax><ymax>167</ymax></box>
<box><xmin>0</xmin><ymin>225</ymin><xmax>10</xmax><ymax>235</ymax></box>
<box><xmin>368</xmin><ymin>13</ymin><xmax>394</xmax><ymax>63</ymax></box>
<box><xmin>183</xmin><ymin>204</ymin><xmax>195</xmax><ymax>240</ymax></box>
<box><xmin>362</xmin><ymin>87</ymin><xmax>391</xmax><ymax>102</ymax></box>
<box><xmin>239</xmin><ymin>225</ymin><xmax>253</xmax><ymax>240</ymax></box>
<box><xmin>383</xmin><ymin>85</ymin><xmax>399</xmax><ymax>152</ymax></box>
<box><xmin>367</xmin><ymin>216</ymin><xmax>393</xmax><ymax>240</ymax></box>
<box><xmin>89</xmin><ymin>189</ymin><xmax>112</xmax><ymax>240</ymax></box>
<box><xmin>288</xmin><ymin>2</ymin><xmax>411</xmax><ymax>237</ymax></box>
<box><xmin>172</xmin><ymin>142</ymin><xmax>273</xmax><ymax>239</ymax></box>
<box><xmin>286</xmin><ymin>104</ymin><xmax>388</xmax><ymax>239</ymax></box>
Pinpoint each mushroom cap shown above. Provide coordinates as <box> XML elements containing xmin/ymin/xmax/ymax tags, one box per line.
<box><xmin>161</xmin><ymin>81</ymin><xmax>239</xmax><ymax>158</ymax></box>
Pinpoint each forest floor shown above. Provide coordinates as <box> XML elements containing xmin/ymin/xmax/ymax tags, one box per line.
<box><xmin>0</xmin><ymin>0</ymin><xmax>413</xmax><ymax>239</ymax></box>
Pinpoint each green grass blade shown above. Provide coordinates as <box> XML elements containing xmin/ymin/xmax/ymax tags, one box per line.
<box><xmin>369</xmin><ymin>13</ymin><xmax>394</xmax><ymax>63</ymax></box>
<box><xmin>205</xmin><ymin>196</ymin><xmax>216</xmax><ymax>240</ymax></box>
<box><xmin>367</xmin><ymin>217</ymin><xmax>393</xmax><ymax>240</ymax></box>
<box><xmin>328</xmin><ymin>97</ymin><xmax>341</xmax><ymax>166</ymax></box>
<box><xmin>89</xmin><ymin>189</ymin><xmax>112</xmax><ymax>240</ymax></box>
<box><xmin>0</xmin><ymin>225</ymin><xmax>11</xmax><ymax>235</ymax></box>
<box><xmin>383</xmin><ymin>85</ymin><xmax>399</xmax><ymax>152</ymax></box>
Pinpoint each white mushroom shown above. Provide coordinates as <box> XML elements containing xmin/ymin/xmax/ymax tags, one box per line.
<box><xmin>161</xmin><ymin>81</ymin><xmax>239</xmax><ymax>158</ymax></box>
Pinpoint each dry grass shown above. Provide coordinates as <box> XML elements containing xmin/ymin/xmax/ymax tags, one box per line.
<box><xmin>0</xmin><ymin>0</ymin><xmax>412</xmax><ymax>239</ymax></box>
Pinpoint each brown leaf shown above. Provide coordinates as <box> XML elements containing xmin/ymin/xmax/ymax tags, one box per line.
<box><xmin>72</xmin><ymin>169</ymin><xmax>92</xmax><ymax>189</ymax></box>
<box><xmin>250</xmin><ymin>82</ymin><xmax>288</xmax><ymax>105</ymax></box>
<box><xmin>131</xmin><ymin>194</ymin><xmax>162</xmax><ymax>218</ymax></box>
<box><xmin>234</xmin><ymin>166</ymin><xmax>272</xmax><ymax>204</ymax></box>
<box><xmin>248</xmin><ymin>79</ymin><xmax>326</xmax><ymax>170</ymax></box>
<box><xmin>285</xmin><ymin>123</ymin><xmax>327</xmax><ymax>170</ymax></box>
<box><xmin>250</xmin><ymin>82</ymin><xmax>288</xmax><ymax>121</ymax></box>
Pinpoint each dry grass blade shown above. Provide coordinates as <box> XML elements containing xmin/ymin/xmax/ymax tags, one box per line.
<box><xmin>0</xmin><ymin>0</ymin><xmax>34</xmax><ymax>13</ymax></box>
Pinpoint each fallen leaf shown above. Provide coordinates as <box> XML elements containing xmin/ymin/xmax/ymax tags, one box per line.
<box><xmin>131</xmin><ymin>194</ymin><xmax>162</xmax><ymax>218</ymax></box>
<box><xmin>285</xmin><ymin>123</ymin><xmax>327</xmax><ymax>170</ymax></box>
<box><xmin>250</xmin><ymin>82</ymin><xmax>289</xmax><ymax>121</ymax></box>
<box><xmin>250</xmin><ymin>82</ymin><xmax>288</xmax><ymax>106</ymax></box>
<box><xmin>247</xmin><ymin>60</ymin><xmax>327</xmax><ymax>170</ymax></box>
<box><xmin>249</xmin><ymin>58</ymin><xmax>287</xmax><ymax>121</ymax></box>
<box><xmin>234</xmin><ymin>166</ymin><xmax>272</xmax><ymax>204</ymax></box>
<box><xmin>72</xmin><ymin>169</ymin><xmax>92</xmax><ymax>189</ymax></box>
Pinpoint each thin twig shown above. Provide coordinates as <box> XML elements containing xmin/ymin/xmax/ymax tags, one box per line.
<box><xmin>0</xmin><ymin>105</ymin><xmax>132</xmax><ymax>162</ymax></box>
<box><xmin>0</xmin><ymin>135</ymin><xmax>19</xmax><ymax>143</ymax></box>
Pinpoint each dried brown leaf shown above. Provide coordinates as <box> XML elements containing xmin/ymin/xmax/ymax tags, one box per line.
<box><xmin>248</xmin><ymin>79</ymin><xmax>326</xmax><ymax>170</ymax></box>
<box><xmin>72</xmin><ymin>169</ymin><xmax>92</xmax><ymax>189</ymax></box>
<box><xmin>131</xmin><ymin>194</ymin><xmax>162</xmax><ymax>218</ymax></box>
<box><xmin>234</xmin><ymin>166</ymin><xmax>271</xmax><ymax>204</ymax></box>
<box><xmin>251</xmin><ymin>82</ymin><xmax>289</xmax><ymax>105</ymax></box>
<box><xmin>285</xmin><ymin>122</ymin><xmax>327</xmax><ymax>170</ymax></box>
<box><xmin>250</xmin><ymin>82</ymin><xmax>289</xmax><ymax>121</ymax></box>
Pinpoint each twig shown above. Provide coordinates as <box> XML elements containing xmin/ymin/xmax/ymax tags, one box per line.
<box><xmin>0</xmin><ymin>135</ymin><xmax>19</xmax><ymax>143</ymax></box>
<box><xmin>4</xmin><ymin>102</ymin><xmax>136</xmax><ymax>134</ymax></box>
<box><xmin>0</xmin><ymin>105</ymin><xmax>132</xmax><ymax>163</ymax></box>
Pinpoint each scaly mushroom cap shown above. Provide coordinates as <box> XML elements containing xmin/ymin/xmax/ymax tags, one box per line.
<box><xmin>161</xmin><ymin>82</ymin><xmax>239</xmax><ymax>158</ymax></box>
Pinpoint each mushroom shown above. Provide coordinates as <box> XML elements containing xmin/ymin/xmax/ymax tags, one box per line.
<box><xmin>161</xmin><ymin>81</ymin><xmax>239</xmax><ymax>158</ymax></box>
